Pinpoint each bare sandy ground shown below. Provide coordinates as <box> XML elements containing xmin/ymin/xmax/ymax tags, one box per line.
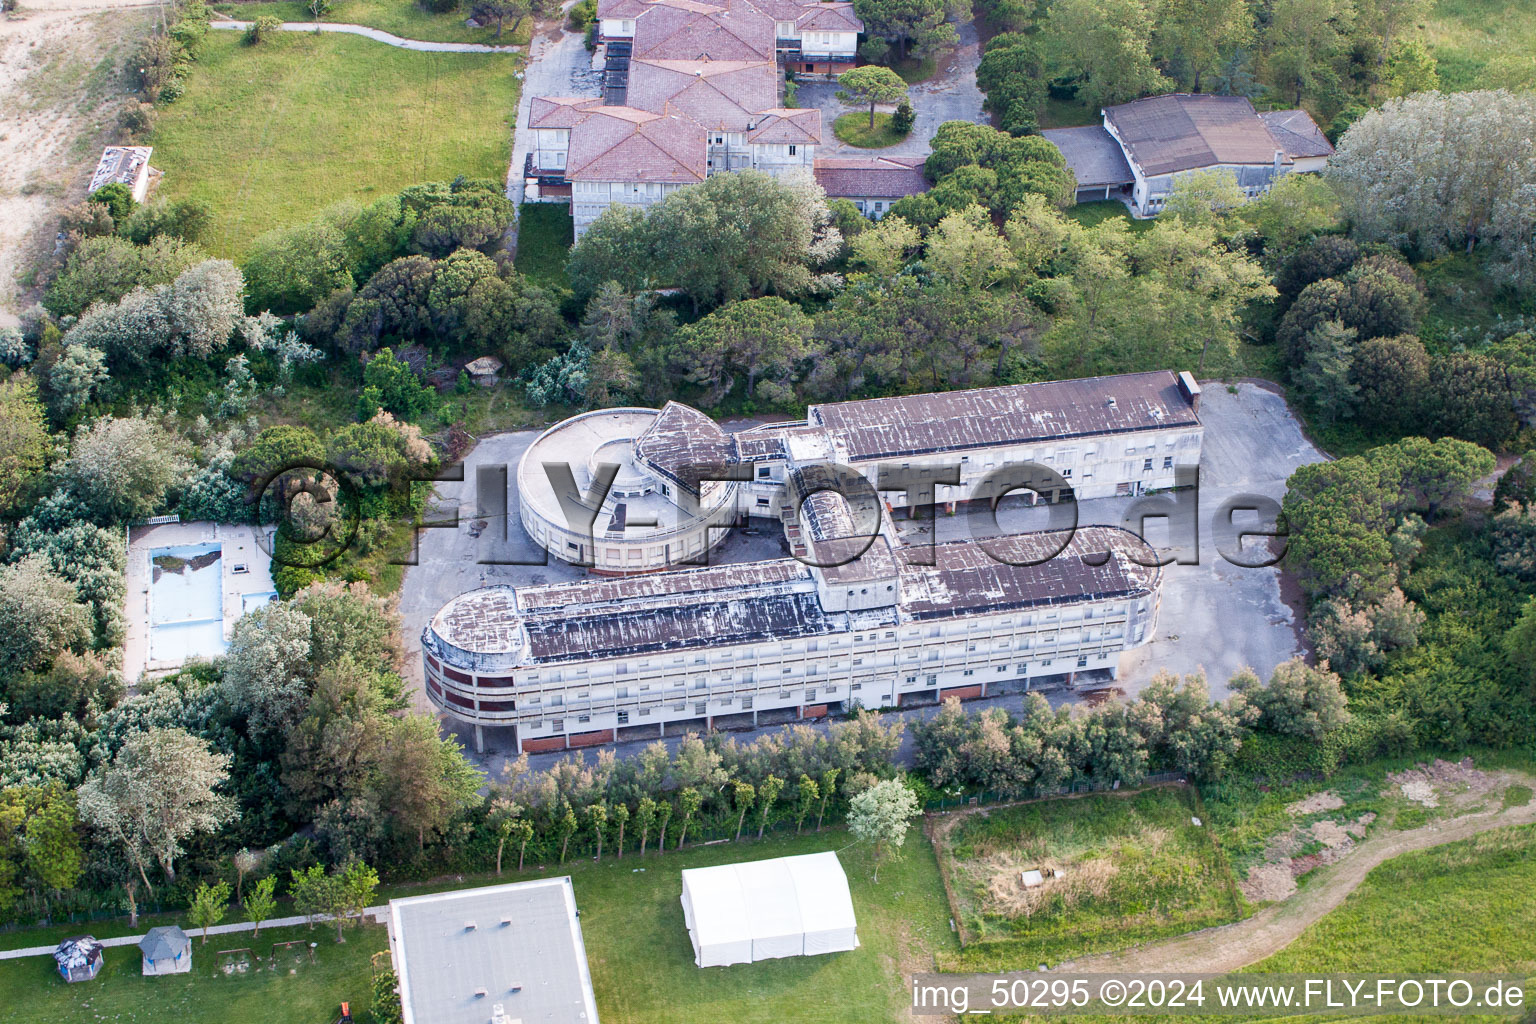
<box><xmin>0</xmin><ymin>0</ymin><xmax>155</xmax><ymax>325</ymax></box>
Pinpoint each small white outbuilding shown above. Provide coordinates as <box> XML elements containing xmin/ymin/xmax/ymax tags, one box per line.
<box><xmin>679</xmin><ymin>851</ymin><xmax>859</xmax><ymax>968</ymax></box>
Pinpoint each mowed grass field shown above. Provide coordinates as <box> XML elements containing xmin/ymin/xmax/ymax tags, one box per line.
<box><xmin>150</xmin><ymin>31</ymin><xmax>519</xmax><ymax>257</ymax></box>
<box><xmin>936</xmin><ymin>787</ymin><xmax>1244</xmax><ymax>970</ymax></box>
<box><xmin>0</xmin><ymin>921</ymin><xmax>388</xmax><ymax>1024</ymax></box>
<box><xmin>0</xmin><ymin>831</ymin><xmax>953</xmax><ymax>1024</ymax></box>
<box><xmin>1425</xmin><ymin>0</ymin><xmax>1536</xmax><ymax>91</ymax></box>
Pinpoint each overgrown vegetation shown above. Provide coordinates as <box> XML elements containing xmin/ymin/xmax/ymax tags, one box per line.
<box><xmin>936</xmin><ymin>787</ymin><xmax>1241</xmax><ymax>967</ymax></box>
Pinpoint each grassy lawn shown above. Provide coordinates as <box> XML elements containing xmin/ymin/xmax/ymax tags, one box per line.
<box><xmin>515</xmin><ymin>203</ymin><xmax>574</xmax><ymax>289</ymax></box>
<box><xmin>934</xmin><ymin>787</ymin><xmax>1243</xmax><ymax>970</ymax></box>
<box><xmin>1042</xmin><ymin>94</ymin><xmax>1099</xmax><ymax>129</ymax></box>
<box><xmin>571</xmin><ymin>829</ymin><xmax>954</xmax><ymax>1023</ymax></box>
<box><xmin>150</xmin><ymin>31</ymin><xmax>519</xmax><ymax>257</ymax></box>
<box><xmin>1424</xmin><ymin>0</ymin><xmax>1536</xmax><ymax>91</ymax></box>
<box><xmin>0</xmin><ymin>921</ymin><xmax>387</xmax><ymax>1024</ymax></box>
<box><xmin>1064</xmin><ymin>200</ymin><xmax>1153</xmax><ymax>233</ymax></box>
<box><xmin>0</xmin><ymin>831</ymin><xmax>950</xmax><ymax>1023</ymax></box>
<box><xmin>832</xmin><ymin>111</ymin><xmax>908</xmax><ymax>148</ymax></box>
<box><xmin>210</xmin><ymin>0</ymin><xmax>533</xmax><ymax>44</ymax></box>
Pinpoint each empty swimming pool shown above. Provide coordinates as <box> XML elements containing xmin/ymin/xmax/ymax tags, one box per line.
<box><xmin>148</xmin><ymin>543</ymin><xmax>227</xmax><ymax>663</ymax></box>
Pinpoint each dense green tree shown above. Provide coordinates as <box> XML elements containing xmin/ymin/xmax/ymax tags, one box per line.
<box><xmin>122</xmin><ymin>198</ymin><xmax>210</xmax><ymax>245</ymax></box>
<box><xmin>1425</xmin><ymin>352</ymin><xmax>1520</xmax><ymax>448</ymax></box>
<box><xmin>339</xmin><ymin>255</ymin><xmax>436</xmax><ymax>354</ymax></box>
<box><xmin>243</xmin><ymin>220</ymin><xmax>354</xmax><ymax>314</ymax></box>
<box><xmin>58</xmin><ymin>415</ymin><xmax>189</xmax><ymax>524</ymax></box>
<box><xmin>672</xmin><ymin>296</ymin><xmax>811</xmax><ymax>406</ymax></box>
<box><xmin>1153</xmin><ymin>0</ymin><xmax>1255</xmax><ymax>91</ymax></box>
<box><xmin>1294</xmin><ymin>320</ymin><xmax>1359</xmax><ymax>424</ymax></box>
<box><xmin>1162</xmin><ymin>169</ymin><xmax>1246</xmax><ymax>226</ymax></box>
<box><xmin>362</xmin><ymin>348</ymin><xmax>436</xmax><ymax>419</ymax></box>
<box><xmin>76</xmin><ymin>727</ymin><xmax>234</xmax><ymax>888</ymax></box>
<box><xmin>1265</xmin><ymin>0</ymin><xmax>1355</xmax><ymax>106</ymax></box>
<box><xmin>851</xmin><ymin>0</ymin><xmax>960</xmax><ymax>60</ymax></box>
<box><xmin>0</xmin><ymin>373</ymin><xmax>49</xmax><ymax>517</ymax></box>
<box><xmin>977</xmin><ymin>34</ymin><xmax>1046</xmax><ymax>130</ymax></box>
<box><xmin>45</xmin><ymin>235</ymin><xmax>205</xmax><ymax>319</ymax></box>
<box><xmin>1233</xmin><ymin>658</ymin><xmax>1351</xmax><ymax>739</ymax></box>
<box><xmin>1330</xmin><ymin>90</ymin><xmax>1536</xmax><ymax>285</ymax></box>
<box><xmin>920</xmin><ymin>122</ymin><xmax>1075</xmax><ymax>218</ymax></box>
<box><xmin>326</xmin><ymin>412</ymin><xmax>434</xmax><ymax>488</ymax></box>
<box><xmin>835</xmin><ymin>66</ymin><xmax>908</xmax><ymax>128</ymax></box>
<box><xmin>0</xmin><ymin>556</ymin><xmax>91</xmax><ymax>678</ymax></box>
<box><xmin>279</xmin><ymin>656</ymin><xmax>392</xmax><ymax>813</ymax></box>
<box><xmin>1350</xmin><ymin>334</ymin><xmax>1428</xmax><ymax>428</ymax></box>
<box><xmin>399</xmin><ymin>178</ymin><xmax>517</xmax><ymax>257</ymax></box>
<box><xmin>1042</xmin><ymin>0</ymin><xmax>1169</xmax><ymax>108</ymax></box>
<box><xmin>374</xmin><ymin>715</ymin><xmax>482</xmax><ymax>849</ymax></box>
<box><xmin>87</xmin><ymin>183</ymin><xmax>135</xmax><ymax>224</ymax></box>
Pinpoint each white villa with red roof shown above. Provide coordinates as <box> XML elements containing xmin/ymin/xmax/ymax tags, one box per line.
<box><xmin>527</xmin><ymin>0</ymin><xmax>930</xmax><ymax>238</ymax></box>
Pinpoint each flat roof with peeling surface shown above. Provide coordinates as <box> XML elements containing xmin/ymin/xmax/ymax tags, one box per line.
<box><xmin>808</xmin><ymin>371</ymin><xmax>1201</xmax><ymax>462</ymax></box>
<box><xmin>430</xmin><ymin>528</ymin><xmax>1156</xmax><ymax>665</ymax></box>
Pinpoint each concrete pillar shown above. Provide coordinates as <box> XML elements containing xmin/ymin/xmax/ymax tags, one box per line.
<box><xmin>797</xmin><ymin>704</ymin><xmax>804</xmax><ymax>719</ymax></box>
<box><xmin>514</xmin><ymin>726</ymin><xmax>524</xmax><ymax>755</ymax></box>
<box><xmin>706</xmin><ymin>715</ymin><xmax>713</xmax><ymax>731</ymax></box>
<box><xmin>752</xmin><ymin>709</ymin><xmax>758</xmax><ymax>726</ymax></box>
<box><xmin>475</xmin><ymin>724</ymin><xmax>484</xmax><ymax>754</ymax></box>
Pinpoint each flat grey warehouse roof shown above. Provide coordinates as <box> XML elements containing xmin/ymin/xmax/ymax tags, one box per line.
<box><xmin>807</xmin><ymin>370</ymin><xmax>1201</xmax><ymax>462</ymax></box>
<box><xmin>389</xmin><ymin>877</ymin><xmax>599</xmax><ymax>1024</ymax></box>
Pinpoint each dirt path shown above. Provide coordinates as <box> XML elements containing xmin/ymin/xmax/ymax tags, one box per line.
<box><xmin>1054</xmin><ymin>799</ymin><xmax>1536</xmax><ymax>975</ymax></box>
<box><xmin>207</xmin><ymin>19</ymin><xmax>523</xmax><ymax>52</ymax></box>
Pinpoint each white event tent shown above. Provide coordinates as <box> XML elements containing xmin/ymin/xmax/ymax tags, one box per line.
<box><xmin>679</xmin><ymin>851</ymin><xmax>860</xmax><ymax>967</ymax></box>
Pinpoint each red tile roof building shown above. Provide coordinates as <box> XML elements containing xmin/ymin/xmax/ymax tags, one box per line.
<box><xmin>528</xmin><ymin>0</ymin><xmax>863</xmax><ymax>238</ymax></box>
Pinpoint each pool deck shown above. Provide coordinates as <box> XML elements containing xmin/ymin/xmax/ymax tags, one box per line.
<box><xmin>122</xmin><ymin>521</ymin><xmax>277</xmax><ymax>683</ymax></box>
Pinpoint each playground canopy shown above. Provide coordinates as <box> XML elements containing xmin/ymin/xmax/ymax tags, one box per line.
<box><xmin>679</xmin><ymin>851</ymin><xmax>859</xmax><ymax>968</ymax></box>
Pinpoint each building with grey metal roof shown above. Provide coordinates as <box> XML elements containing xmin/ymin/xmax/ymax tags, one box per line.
<box><xmin>425</xmin><ymin>370</ymin><xmax>1200</xmax><ymax>752</ymax></box>
<box><xmin>1044</xmin><ymin>94</ymin><xmax>1332</xmax><ymax>216</ymax></box>
<box><xmin>1040</xmin><ymin>126</ymin><xmax>1134</xmax><ymax>202</ymax></box>
<box><xmin>387</xmin><ymin>877</ymin><xmax>599</xmax><ymax>1024</ymax></box>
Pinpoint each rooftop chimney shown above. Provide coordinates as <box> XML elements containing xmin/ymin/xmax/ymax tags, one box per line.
<box><xmin>1177</xmin><ymin>371</ymin><xmax>1202</xmax><ymax>414</ymax></box>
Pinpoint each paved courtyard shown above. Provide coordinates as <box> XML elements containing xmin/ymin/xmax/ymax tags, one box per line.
<box><xmin>398</xmin><ymin>381</ymin><xmax>1327</xmax><ymax>767</ymax></box>
<box><xmin>794</xmin><ymin>19</ymin><xmax>987</xmax><ymax>158</ymax></box>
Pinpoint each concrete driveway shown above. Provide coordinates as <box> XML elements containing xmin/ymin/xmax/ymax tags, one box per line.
<box><xmin>796</xmin><ymin>18</ymin><xmax>988</xmax><ymax>158</ymax></box>
<box><xmin>506</xmin><ymin>4</ymin><xmax>604</xmax><ymax>211</ymax></box>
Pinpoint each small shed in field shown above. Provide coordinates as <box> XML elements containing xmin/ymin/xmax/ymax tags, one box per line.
<box><xmin>140</xmin><ymin>925</ymin><xmax>192</xmax><ymax>976</ymax></box>
<box><xmin>54</xmin><ymin>936</ymin><xmax>104</xmax><ymax>983</ymax></box>
<box><xmin>463</xmin><ymin>356</ymin><xmax>504</xmax><ymax>385</ymax></box>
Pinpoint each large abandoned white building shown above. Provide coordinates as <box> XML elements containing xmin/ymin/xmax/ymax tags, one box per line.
<box><xmin>423</xmin><ymin>371</ymin><xmax>1203</xmax><ymax>752</ymax></box>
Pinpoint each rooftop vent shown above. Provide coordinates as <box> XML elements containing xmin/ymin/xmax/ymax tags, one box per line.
<box><xmin>500</xmin><ymin>916</ymin><xmax>514</xmax><ymax>927</ymax></box>
<box><xmin>465</xmin><ymin>920</ymin><xmax>477</xmax><ymax>931</ymax></box>
<box><xmin>1106</xmin><ymin>397</ymin><xmax>1117</xmax><ymax>408</ymax></box>
<box><xmin>474</xmin><ymin>987</ymin><xmax>488</xmax><ymax>999</ymax></box>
